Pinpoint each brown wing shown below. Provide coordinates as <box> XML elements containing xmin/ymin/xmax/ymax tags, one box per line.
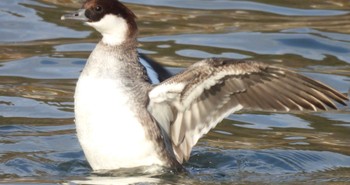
<box><xmin>148</xmin><ymin>58</ymin><xmax>348</xmax><ymax>163</ymax></box>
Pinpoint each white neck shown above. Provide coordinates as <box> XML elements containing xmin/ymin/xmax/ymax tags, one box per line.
<box><xmin>87</xmin><ymin>14</ymin><xmax>129</xmax><ymax>46</ymax></box>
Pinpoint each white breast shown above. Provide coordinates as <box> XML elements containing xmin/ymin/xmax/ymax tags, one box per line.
<box><xmin>74</xmin><ymin>76</ymin><xmax>163</xmax><ymax>170</ymax></box>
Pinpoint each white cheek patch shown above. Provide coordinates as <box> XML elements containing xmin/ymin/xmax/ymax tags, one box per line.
<box><xmin>87</xmin><ymin>14</ymin><xmax>128</xmax><ymax>46</ymax></box>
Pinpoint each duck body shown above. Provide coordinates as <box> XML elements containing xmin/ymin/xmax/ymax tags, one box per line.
<box><xmin>62</xmin><ymin>0</ymin><xmax>348</xmax><ymax>171</ymax></box>
<box><xmin>75</xmin><ymin>42</ymin><xmax>169</xmax><ymax>170</ymax></box>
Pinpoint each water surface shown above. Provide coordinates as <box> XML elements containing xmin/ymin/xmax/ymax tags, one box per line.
<box><xmin>0</xmin><ymin>0</ymin><xmax>350</xmax><ymax>184</ymax></box>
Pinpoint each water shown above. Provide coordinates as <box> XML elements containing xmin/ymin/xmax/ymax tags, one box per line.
<box><xmin>1</xmin><ymin>0</ymin><xmax>350</xmax><ymax>184</ymax></box>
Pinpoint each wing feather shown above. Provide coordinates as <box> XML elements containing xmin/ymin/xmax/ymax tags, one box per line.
<box><xmin>147</xmin><ymin>58</ymin><xmax>348</xmax><ymax>163</ymax></box>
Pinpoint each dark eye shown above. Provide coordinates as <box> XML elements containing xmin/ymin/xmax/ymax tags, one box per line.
<box><xmin>95</xmin><ymin>6</ymin><xmax>102</xmax><ymax>12</ymax></box>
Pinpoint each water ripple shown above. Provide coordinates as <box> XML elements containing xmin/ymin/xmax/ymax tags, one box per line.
<box><xmin>124</xmin><ymin>0</ymin><xmax>348</xmax><ymax>16</ymax></box>
<box><xmin>188</xmin><ymin>148</ymin><xmax>350</xmax><ymax>182</ymax></box>
<box><xmin>0</xmin><ymin>0</ymin><xmax>89</xmax><ymax>43</ymax></box>
<box><xmin>0</xmin><ymin>96</ymin><xmax>72</xmax><ymax>118</ymax></box>
<box><xmin>141</xmin><ymin>32</ymin><xmax>350</xmax><ymax>63</ymax></box>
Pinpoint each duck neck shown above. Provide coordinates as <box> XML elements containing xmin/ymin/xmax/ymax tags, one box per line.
<box><xmin>82</xmin><ymin>39</ymin><xmax>150</xmax><ymax>86</ymax></box>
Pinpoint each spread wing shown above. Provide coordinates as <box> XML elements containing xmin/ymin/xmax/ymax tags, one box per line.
<box><xmin>147</xmin><ymin>58</ymin><xmax>348</xmax><ymax>163</ymax></box>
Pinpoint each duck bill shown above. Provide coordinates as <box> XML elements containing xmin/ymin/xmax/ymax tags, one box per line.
<box><xmin>61</xmin><ymin>9</ymin><xmax>88</xmax><ymax>21</ymax></box>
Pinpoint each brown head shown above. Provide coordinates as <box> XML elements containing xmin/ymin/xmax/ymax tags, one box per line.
<box><xmin>62</xmin><ymin>0</ymin><xmax>138</xmax><ymax>46</ymax></box>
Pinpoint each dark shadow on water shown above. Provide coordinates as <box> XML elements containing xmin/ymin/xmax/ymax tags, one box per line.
<box><xmin>57</xmin><ymin>159</ymin><xmax>91</xmax><ymax>176</ymax></box>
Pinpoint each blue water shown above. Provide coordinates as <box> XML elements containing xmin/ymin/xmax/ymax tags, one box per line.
<box><xmin>0</xmin><ymin>0</ymin><xmax>349</xmax><ymax>184</ymax></box>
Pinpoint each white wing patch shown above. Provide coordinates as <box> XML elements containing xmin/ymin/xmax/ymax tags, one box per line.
<box><xmin>149</xmin><ymin>83</ymin><xmax>186</xmax><ymax>102</ymax></box>
<box><xmin>148</xmin><ymin>83</ymin><xmax>186</xmax><ymax>135</ymax></box>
